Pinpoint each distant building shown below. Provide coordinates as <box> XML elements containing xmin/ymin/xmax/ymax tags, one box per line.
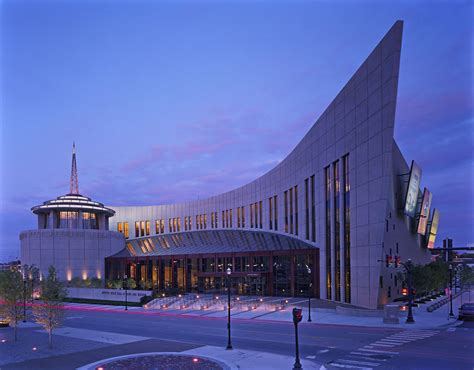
<box><xmin>21</xmin><ymin>21</ymin><xmax>438</xmax><ymax>309</ymax></box>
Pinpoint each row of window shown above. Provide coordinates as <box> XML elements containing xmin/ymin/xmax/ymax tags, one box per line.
<box><xmin>250</xmin><ymin>201</ymin><xmax>262</xmax><ymax>229</ymax></box>
<box><xmin>57</xmin><ymin>211</ymin><xmax>98</xmax><ymax>229</ymax></box>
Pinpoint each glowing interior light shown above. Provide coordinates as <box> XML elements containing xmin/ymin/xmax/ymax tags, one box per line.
<box><xmin>193</xmin><ymin>358</ymin><xmax>199</xmax><ymax>363</ymax></box>
<box><xmin>67</xmin><ymin>270</ymin><xmax>72</xmax><ymax>281</ymax></box>
<box><xmin>1</xmin><ymin>339</ymin><xmax>6</xmax><ymax>343</ymax></box>
<box><xmin>82</xmin><ymin>271</ymin><xmax>87</xmax><ymax>280</ymax></box>
<box><xmin>32</xmin><ymin>347</ymin><xmax>37</xmax><ymax>351</ymax></box>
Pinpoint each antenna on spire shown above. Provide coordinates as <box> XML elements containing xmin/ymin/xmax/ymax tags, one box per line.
<box><xmin>70</xmin><ymin>142</ymin><xmax>79</xmax><ymax>194</ymax></box>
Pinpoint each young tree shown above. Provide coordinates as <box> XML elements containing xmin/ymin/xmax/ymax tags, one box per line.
<box><xmin>0</xmin><ymin>266</ymin><xmax>24</xmax><ymax>341</ymax></box>
<box><xmin>33</xmin><ymin>266</ymin><xmax>67</xmax><ymax>349</ymax></box>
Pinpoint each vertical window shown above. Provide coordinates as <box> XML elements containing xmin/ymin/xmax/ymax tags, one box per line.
<box><xmin>196</xmin><ymin>215</ymin><xmax>199</xmax><ymax>230</ymax></box>
<box><xmin>169</xmin><ymin>219</ymin><xmax>173</xmax><ymax>233</ymax></box>
<box><xmin>146</xmin><ymin>220</ymin><xmax>150</xmax><ymax>236</ymax></box>
<box><xmin>305</xmin><ymin>179</ymin><xmax>309</xmax><ymax>240</ymax></box>
<box><xmin>284</xmin><ymin>191</ymin><xmax>288</xmax><ymax>233</ymax></box>
<box><xmin>140</xmin><ymin>221</ymin><xmax>145</xmax><ymax>236</ymax></box>
<box><xmin>200</xmin><ymin>214</ymin><xmax>203</xmax><ymax>230</ymax></box>
<box><xmin>259</xmin><ymin>201</ymin><xmax>262</xmax><ymax>229</ymax></box>
<box><xmin>274</xmin><ymin>195</ymin><xmax>278</xmax><ymax>231</ymax></box>
<box><xmin>311</xmin><ymin>175</ymin><xmax>316</xmax><ymax>243</ymax></box>
<box><xmin>204</xmin><ymin>214</ymin><xmax>207</xmax><ymax>229</ymax></box>
<box><xmin>269</xmin><ymin>198</ymin><xmax>273</xmax><ymax>230</ymax></box>
<box><xmin>160</xmin><ymin>219</ymin><xmax>164</xmax><ymax>234</ymax></box>
<box><xmin>334</xmin><ymin>160</ymin><xmax>341</xmax><ymax>301</ymax></box>
<box><xmin>237</xmin><ymin>207</ymin><xmax>241</xmax><ymax>228</ymax></box>
<box><xmin>117</xmin><ymin>222</ymin><xmax>123</xmax><ymax>234</ymax></box>
<box><xmin>135</xmin><ymin>222</ymin><xmax>140</xmax><ymax>238</ymax></box>
<box><xmin>229</xmin><ymin>209</ymin><xmax>233</xmax><ymax>228</ymax></box>
<box><xmin>156</xmin><ymin>220</ymin><xmax>160</xmax><ymax>234</ymax></box>
<box><xmin>222</xmin><ymin>211</ymin><xmax>225</xmax><ymax>228</ymax></box>
<box><xmin>225</xmin><ymin>210</ymin><xmax>228</xmax><ymax>228</ymax></box>
<box><xmin>325</xmin><ymin>166</ymin><xmax>332</xmax><ymax>300</ymax></box>
<box><xmin>289</xmin><ymin>188</ymin><xmax>293</xmax><ymax>234</ymax></box>
<box><xmin>242</xmin><ymin>206</ymin><xmax>245</xmax><ymax>228</ymax></box>
<box><xmin>215</xmin><ymin>212</ymin><xmax>218</xmax><ymax>229</ymax></box>
<box><xmin>187</xmin><ymin>217</ymin><xmax>191</xmax><ymax>231</ymax></box>
<box><xmin>343</xmin><ymin>154</ymin><xmax>351</xmax><ymax>303</ymax></box>
<box><xmin>211</xmin><ymin>213</ymin><xmax>215</xmax><ymax>229</ymax></box>
<box><xmin>294</xmin><ymin>185</ymin><xmax>298</xmax><ymax>236</ymax></box>
<box><xmin>124</xmin><ymin>222</ymin><xmax>129</xmax><ymax>239</ymax></box>
<box><xmin>177</xmin><ymin>217</ymin><xmax>181</xmax><ymax>232</ymax></box>
<box><xmin>250</xmin><ymin>204</ymin><xmax>254</xmax><ymax>228</ymax></box>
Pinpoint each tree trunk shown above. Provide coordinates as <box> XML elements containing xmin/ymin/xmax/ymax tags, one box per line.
<box><xmin>49</xmin><ymin>328</ymin><xmax>52</xmax><ymax>349</ymax></box>
<box><xmin>14</xmin><ymin>323</ymin><xmax>17</xmax><ymax>341</ymax></box>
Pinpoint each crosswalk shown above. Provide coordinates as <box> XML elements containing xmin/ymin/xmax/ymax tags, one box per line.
<box><xmin>325</xmin><ymin>329</ymin><xmax>439</xmax><ymax>369</ymax></box>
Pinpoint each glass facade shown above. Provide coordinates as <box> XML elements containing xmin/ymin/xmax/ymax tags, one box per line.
<box><xmin>58</xmin><ymin>211</ymin><xmax>78</xmax><ymax>229</ymax></box>
<box><xmin>82</xmin><ymin>212</ymin><xmax>97</xmax><ymax>229</ymax></box>
<box><xmin>106</xmin><ymin>249</ymin><xmax>319</xmax><ymax>298</ymax></box>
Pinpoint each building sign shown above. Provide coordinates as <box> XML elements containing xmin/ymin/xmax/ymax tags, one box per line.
<box><xmin>417</xmin><ymin>188</ymin><xmax>432</xmax><ymax>235</ymax></box>
<box><xmin>404</xmin><ymin>161</ymin><xmax>422</xmax><ymax>218</ymax></box>
<box><xmin>427</xmin><ymin>209</ymin><xmax>440</xmax><ymax>249</ymax></box>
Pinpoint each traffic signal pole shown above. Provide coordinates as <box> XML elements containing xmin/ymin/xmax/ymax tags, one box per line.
<box><xmin>292</xmin><ymin>308</ymin><xmax>302</xmax><ymax>370</ymax></box>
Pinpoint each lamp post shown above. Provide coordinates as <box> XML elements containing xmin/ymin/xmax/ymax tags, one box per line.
<box><xmin>22</xmin><ymin>268</ymin><xmax>27</xmax><ymax>323</ymax></box>
<box><xmin>403</xmin><ymin>259</ymin><xmax>415</xmax><ymax>324</ymax></box>
<box><xmin>307</xmin><ymin>266</ymin><xmax>312</xmax><ymax>322</ymax></box>
<box><xmin>449</xmin><ymin>264</ymin><xmax>454</xmax><ymax>317</ymax></box>
<box><xmin>123</xmin><ymin>274</ymin><xmax>128</xmax><ymax>311</ymax></box>
<box><xmin>226</xmin><ymin>267</ymin><xmax>232</xmax><ymax>350</ymax></box>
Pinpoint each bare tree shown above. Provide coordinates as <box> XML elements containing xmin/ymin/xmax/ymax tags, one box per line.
<box><xmin>33</xmin><ymin>266</ymin><xmax>67</xmax><ymax>349</ymax></box>
<box><xmin>0</xmin><ymin>266</ymin><xmax>24</xmax><ymax>341</ymax></box>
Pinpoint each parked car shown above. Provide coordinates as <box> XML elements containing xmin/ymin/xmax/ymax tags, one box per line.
<box><xmin>458</xmin><ymin>303</ymin><xmax>474</xmax><ymax>321</ymax></box>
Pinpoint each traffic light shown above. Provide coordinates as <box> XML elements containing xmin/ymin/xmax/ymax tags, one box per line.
<box><xmin>292</xmin><ymin>308</ymin><xmax>303</xmax><ymax>324</ymax></box>
<box><xmin>402</xmin><ymin>287</ymin><xmax>408</xmax><ymax>296</ymax></box>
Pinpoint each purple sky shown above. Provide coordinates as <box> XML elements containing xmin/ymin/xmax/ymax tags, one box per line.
<box><xmin>1</xmin><ymin>1</ymin><xmax>472</xmax><ymax>261</ymax></box>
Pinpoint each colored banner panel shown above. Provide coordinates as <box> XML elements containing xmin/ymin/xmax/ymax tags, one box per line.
<box><xmin>404</xmin><ymin>161</ymin><xmax>422</xmax><ymax>218</ymax></box>
<box><xmin>417</xmin><ymin>188</ymin><xmax>432</xmax><ymax>235</ymax></box>
<box><xmin>427</xmin><ymin>209</ymin><xmax>440</xmax><ymax>249</ymax></box>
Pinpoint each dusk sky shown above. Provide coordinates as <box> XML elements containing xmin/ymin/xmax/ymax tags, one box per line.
<box><xmin>1</xmin><ymin>0</ymin><xmax>472</xmax><ymax>262</ymax></box>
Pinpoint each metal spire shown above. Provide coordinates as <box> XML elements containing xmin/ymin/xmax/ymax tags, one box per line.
<box><xmin>70</xmin><ymin>142</ymin><xmax>79</xmax><ymax>194</ymax></box>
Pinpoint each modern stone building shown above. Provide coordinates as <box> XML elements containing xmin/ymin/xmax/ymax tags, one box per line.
<box><xmin>20</xmin><ymin>144</ymin><xmax>125</xmax><ymax>281</ymax></box>
<box><xmin>20</xmin><ymin>21</ymin><xmax>438</xmax><ymax>309</ymax></box>
<box><xmin>106</xmin><ymin>21</ymin><xmax>437</xmax><ymax>309</ymax></box>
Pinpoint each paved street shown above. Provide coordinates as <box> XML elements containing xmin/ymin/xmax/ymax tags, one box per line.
<box><xmin>1</xmin><ymin>305</ymin><xmax>472</xmax><ymax>370</ymax></box>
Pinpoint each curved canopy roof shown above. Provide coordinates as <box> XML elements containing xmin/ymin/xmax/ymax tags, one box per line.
<box><xmin>32</xmin><ymin>194</ymin><xmax>115</xmax><ymax>217</ymax></box>
<box><xmin>110</xmin><ymin>229</ymin><xmax>318</xmax><ymax>258</ymax></box>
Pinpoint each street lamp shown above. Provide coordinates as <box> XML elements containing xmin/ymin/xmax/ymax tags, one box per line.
<box><xmin>22</xmin><ymin>268</ymin><xmax>27</xmax><ymax>323</ymax></box>
<box><xmin>449</xmin><ymin>264</ymin><xmax>454</xmax><ymax>317</ymax></box>
<box><xmin>123</xmin><ymin>274</ymin><xmax>128</xmax><ymax>311</ymax></box>
<box><xmin>307</xmin><ymin>266</ymin><xmax>312</xmax><ymax>322</ymax></box>
<box><xmin>226</xmin><ymin>267</ymin><xmax>232</xmax><ymax>350</ymax></box>
<box><xmin>402</xmin><ymin>259</ymin><xmax>415</xmax><ymax>324</ymax></box>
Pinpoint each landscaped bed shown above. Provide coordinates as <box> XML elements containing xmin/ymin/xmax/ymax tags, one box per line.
<box><xmin>95</xmin><ymin>354</ymin><xmax>224</xmax><ymax>370</ymax></box>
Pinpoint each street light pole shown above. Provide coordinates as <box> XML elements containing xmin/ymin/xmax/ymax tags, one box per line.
<box><xmin>123</xmin><ymin>274</ymin><xmax>128</xmax><ymax>311</ymax></box>
<box><xmin>404</xmin><ymin>259</ymin><xmax>414</xmax><ymax>324</ymax></box>
<box><xmin>449</xmin><ymin>264</ymin><xmax>454</xmax><ymax>317</ymax></box>
<box><xmin>22</xmin><ymin>269</ymin><xmax>26</xmax><ymax>323</ymax></box>
<box><xmin>307</xmin><ymin>267</ymin><xmax>312</xmax><ymax>322</ymax></box>
<box><xmin>226</xmin><ymin>267</ymin><xmax>232</xmax><ymax>350</ymax></box>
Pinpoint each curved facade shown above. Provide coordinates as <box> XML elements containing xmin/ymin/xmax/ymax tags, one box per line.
<box><xmin>110</xmin><ymin>21</ymin><xmax>433</xmax><ymax>308</ymax></box>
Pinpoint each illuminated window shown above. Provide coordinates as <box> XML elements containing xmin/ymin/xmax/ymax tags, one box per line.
<box><xmin>146</xmin><ymin>220</ymin><xmax>150</xmax><ymax>236</ymax></box>
<box><xmin>160</xmin><ymin>219</ymin><xmax>164</xmax><ymax>234</ymax></box>
<box><xmin>237</xmin><ymin>207</ymin><xmax>241</xmax><ymax>228</ymax></box>
<box><xmin>156</xmin><ymin>220</ymin><xmax>160</xmax><ymax>234</ymax></box>
<box><xmin>334</xmin><ymin>160</ymin><xmax>341</xmax><ymax>301</ymax></box>
<box><xmin>343</xmin><ymin>154</ymin><xmax>351</xmax><ymax>303</ymax></box>
<box><xmin>325</xmin><ymin>166</ymin><xmax>332</xmax><ymax>300</ymax></box>
<box><xmin>225</xmin><ymin>210</ymin><xmax>229</xmax><ymax>228</ymax></box>
<box><xmin>229</xmin><ymin>209</ymin><xmax>232</xmax><ymax>228</ymax></box>
<box><xmin>82</xmin><ymin>212</ymin><xmax>97</xmax><ymax>229</ymax></box>
<box><xmin>204</xmin><ymin>214</ymin><xmax>207</xmax><ymax>229</ymax></box>
<box><xmin>117</xmin><ymin>222</ymin><xmax>123</xmax><ymax>234</ymax></box>
<box><xmin>169</xmin><ymin>219</ymin><xmax>173</xmax><ymax>233</ymax></box>
<box><xmin>140</xmin><ymin>221</ymin><xmax>145</xmax><ymax>236</ymax></box>
<box><xmin>259</xmin><ymin>201</ymin><xmax>262</xmax><ymax>229</ymax></box>
<box><xmin>242</xmin><ymin>206</ymin><xmax>245</xmax><ymax>228</ymax></box>
<box><xmin>135</xmin><ymin>222</ymin><xmax>140</xmax><ymax>238</ymax></box>
<box><xmin>124</xmin><ymin>222</ymin><xmax>129</xmax><ymax>239</ymax></box>
<box><xmin>284</xmin><ymin>191</ymin><xmax>288</xmax><ymax>233</ymax></box>
<box><xmin>289</xmin><ymin>188</ymin><xmax>293</xmax><ymax>234</ymax></box>
<box><xmin>58</xmin><ymin>211</ymin><xmax>78</xmax><ymax>229</ymax></box>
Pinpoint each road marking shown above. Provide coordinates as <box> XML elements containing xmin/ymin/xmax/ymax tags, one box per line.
<box><xmin>307</xmin><ymin>355</ymin><xmax>317</xmax><ymax>359</ymax></box>
<box><xmin>36</xmin><ymin>327</ymin><xmax>149</xmax><ymax>344</ymax></box>
<box><xmin>337</xmin><ymin>359</ymin><xmax>380</xmax><ymax>366</ymax></box>
<box><xmin>371</xmin><ymin>343</ymin><xmax>396</xmax><ymax>347</ymax></box>
<box><xmin>318</xmin><ymin>349</ymin><xmax>330</xmax><ymax>354</ymax></box>
<box><xmin>347</xmin><ymin>355</ymin><xmax>387</xmax><ymax>362</ymax></box>
<box><xmin>446</xmin><ymin>328</ymin><xmax>456</xmax><ymax>332</ymax></box>
<box><xmin>357</xmin><ymin>348</ymin><xmax>399</xmax><ymax>355</ymax></box>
